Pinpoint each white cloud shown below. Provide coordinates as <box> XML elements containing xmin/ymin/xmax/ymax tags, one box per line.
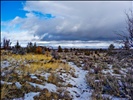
<box><xmin>1</xmin><ymin>1</ymin><xmax>132</xmax><ymax>41</ymax></box>
<box><xmin>1</xmin><ymin>31</ymin><xmax>40</xmax><ymax>42</ymax></box>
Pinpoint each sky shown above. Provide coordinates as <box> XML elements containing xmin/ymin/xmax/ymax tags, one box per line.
<box><xmin>1</xmin><ymin>1</ymin><xmax>133</xmax><ymax>43</ymax></box>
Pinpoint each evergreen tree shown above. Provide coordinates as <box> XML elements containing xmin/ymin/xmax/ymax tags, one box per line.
<box><xmin>108</xmin><ymin>44</ymin><xmax>115</xmax><ymax>50</ymax></box>
<box><xmin>33</xmin><ymin>42</ymin><xmax>37</xmax><ymax>53</ymax></box>
<box><xmin>27</xmin><ymin>42</ymin><xmax>35</xmax><ymax>53</ymax></box>
<box><xmin>58</xmin><ymin>45</ymin><xmax>62</xmax><ymax>52</ymax></box>
<box><xmin>108</xmin><ymin>44</ymin><xmax>115</xmax><ymax>55</ymax></box>
<box><xmin>3</xmin><ymin>38</ymin><xmax>12</xmax><ymax>50</ymax></box>
<box><xmin>70</xmin><ymin>48</ymin><xmax>73</xmax><ymax>52</ymax></box>
<box><xmin>15</xmin><ymin>41</ymin><xmax>21</xmax><ymax>50</ymax></box>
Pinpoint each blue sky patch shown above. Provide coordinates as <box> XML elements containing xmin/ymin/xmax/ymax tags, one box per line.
<box><xmin>1</xmin><ymin>1</ymin><xmax>27</xmax><ymax>21</ymax></box>
<box><xmin>32</xmin><ymin>11</ymin><xmax>56</xmax><ymax>19</ymax></box>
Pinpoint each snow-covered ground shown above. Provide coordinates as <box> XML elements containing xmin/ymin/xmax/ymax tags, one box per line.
<box><xmin>1</xmin><ymin>59</ymin><xmax>130</xmax><ymax>100</ymax></box>
<box><xmin>66</xmin><ymin>62</ymin><xmax>92</xmax><ymax>100</ymax></box>
<box><xmin>28</xmin><ymin>62</ymin><xmax>92</xmax><ymax>100</ymax></box>
<box><xmin>13</xmin><ymin>92</ymin><xmax>40</xmax><ymax>100</ymax></box>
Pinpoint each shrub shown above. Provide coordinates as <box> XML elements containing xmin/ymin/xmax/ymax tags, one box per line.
<box><xmin>84</xmin><ymin>51</ymin><xmax>90</xmax><ymax>56</ymax></box>
<box><xmin>36</xmin><ymin>46</ymin><xmax>42</xmax><ymax>54</ymax></box>
<box><xmin>47</xmin><ymin>73</ymin><xmax>59</xmax><ymax>85</ymax></box>
<box><xmin>64</xmin><ymin>48</ymin><xmax>69</xmax><ymax>52</ymax></box>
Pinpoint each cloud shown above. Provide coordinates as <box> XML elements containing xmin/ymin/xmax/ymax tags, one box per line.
<box><xmin>1</xmin><ymin>31</ymin><xmax>40</xmax><ymax>42</ymax></box>
<box><xmin>1</xmin><ymin>1</ymin><xmax>132</xmax><ymax>41</ymax></box>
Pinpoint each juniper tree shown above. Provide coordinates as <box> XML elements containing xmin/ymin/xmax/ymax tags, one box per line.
<box><xmin>58</xmin><ymin>45</ymin><xmax>63</xmax><ymax>52</ymax></box>
<box><xmin>108</xmin><ymin>44</ymin><xmax>115</xmax><ymax>50</ymax></box>
<box><xmin>3</xmin><ymin>38</ymin><xmax>12</xmax><ymax>50</ymax></box>
<box><xmin>15</xmin><ymin>41</ymin><xmax>21</xmax><ymax>50</ymax></box>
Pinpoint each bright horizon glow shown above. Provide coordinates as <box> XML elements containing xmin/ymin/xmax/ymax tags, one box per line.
<box><xmin>3</xmin><ymin>40</ymin><xmax>122</xmax><ymax>49</ymax></box>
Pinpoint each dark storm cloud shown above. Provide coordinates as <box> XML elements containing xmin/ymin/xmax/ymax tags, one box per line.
<box><xmin>1</xmin><ymin>1</ymin><xmax>132</xmax><ymax>41</ymax></box>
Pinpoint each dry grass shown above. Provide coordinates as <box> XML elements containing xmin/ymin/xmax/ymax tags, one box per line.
<box><xmin>1</xmin><ymin>84</ymin><xmax>8</xmax><ymax>99</ymax></box>
<box><xmin>47</xmin><ymin>73</ymin><xmax>60</xmax><ymax>85</ymax></box>
<box><xmin>1</xmin><ymin>52</ymin><xmax>71</xmax><ymax>73</ymax></box>
<box><xmin>1</xmin><ymin>50</ymin><xmax>74</xmax><ymax>99</ymax></box>
<box><xmin>1</xmin><ymin>51</ymin><xmax>52</xmax><ymax>63</ymax></box>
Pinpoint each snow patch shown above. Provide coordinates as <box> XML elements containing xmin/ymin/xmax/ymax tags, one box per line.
<box><xmin>24</xmin><ymin>92</ymin><xmax>40</xmax><ymax>100</ymax></box>
<box><xmin>40</xmin><ymin>73</ymin><xmax>51</xmax><ymax>80</ymax></box>
<box><xmin>13</xmin><ymin>98</ymin><xmax>24</xmax><ymax>100</ymax></box>
<box><xmin>29</xmin><ymin>82</ymin><xmax>45</xmax><ymax>89</ymax></box>
<box><xmin>28</xmin><ymin>82</ymin><xmax>57</xmax><ymax>92</ymax></box>
<box><xmin>30</xmin><ymin>75</ymin><xmax>38</xmax><ymax>79</ymax></box>
<box><xmin>1</xmin><ymin>80</ymin><xmax>12</xmax><ymax>85</ymax></box>
<box><xmin>1</xmin><ymin>61</ymin><xmax>10</xmax><ymax>68</ymax></box>
<box><xmin>44</xmin><ymin>83</ymin><xmax>57</xmax><ymax>92</ymax></box>
<box><xmin>15</xmin><ymin>82</ymin><xmax>22</xmax><ymax>89</ymax></box>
